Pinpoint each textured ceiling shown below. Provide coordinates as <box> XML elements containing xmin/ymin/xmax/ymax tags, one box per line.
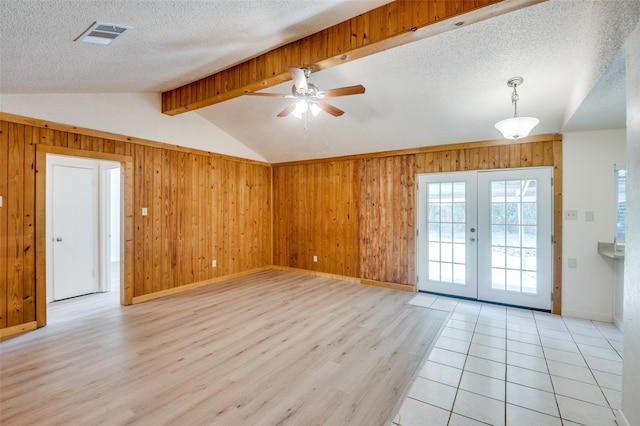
<box><xmin>1</xmin><ymin>0</ymin><xmax>639</xmax><ymax>163</ymax></box>
<box><xmin>0</xmin><ymin>0</ymin><xmax>391</xmax><ymax>93</ymax></box>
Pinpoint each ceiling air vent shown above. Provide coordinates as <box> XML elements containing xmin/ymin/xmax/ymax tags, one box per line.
<box><xmin>75</xmin><ymin>22</ymin><xmax>131</xmax><ymax>45</ymax></box>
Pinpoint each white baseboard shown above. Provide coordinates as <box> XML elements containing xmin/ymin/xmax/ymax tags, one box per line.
<box><xmin>613</xmin><ymin>315</ymin><xmax>624</xmax><ymax>331</ymax></box>
<box><xmin>615</xmin><ymin>409</ymin><xmax>630</xmax><ymax>426</ymax></box>
<box><xmin>561</xmin><ymin>309</ymin><xmax>613</xmax><ymax>323</ymax></box>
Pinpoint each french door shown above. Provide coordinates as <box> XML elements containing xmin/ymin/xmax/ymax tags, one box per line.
<box><xmin>417</xmin><ymin>168</ymin><xmax>553</xmax><ymax>310</ymax></box>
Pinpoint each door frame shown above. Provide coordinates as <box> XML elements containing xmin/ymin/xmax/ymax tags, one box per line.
<box><xmin>414</xmin><ymin>139</ymin><xmax>563</xmax><ymax>316</ymax></box>
<box><xmin>35</xmin><ymin>145</ymin><xmax>134</xmax><ymax>328</ymax></box>
<box><xmin>417</xmin><ymin>167</ymin><xmax>554</xmax><ymax>310</ymax></box>
<box><xmin>102</xmin><ymin>165</ymin><xmax>121</xmax><ymax>293</ymax></box>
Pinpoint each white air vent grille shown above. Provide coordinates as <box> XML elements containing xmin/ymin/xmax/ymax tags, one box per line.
<box><xmin>75</xmin><ymin>22</ymin><xmax>131</xmax><ymax>45</ymax></box>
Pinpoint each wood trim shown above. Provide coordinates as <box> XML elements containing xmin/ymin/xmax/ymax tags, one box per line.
<box><xmin>552</xmin><ymin>136</ymin><xmax>563</xmax><ymax>314</ymax></box>
<box><xmin>359</xmin><ymin>278</ymin><xmax>415</xmax><ymax>292</ymax></box>
<box><xmin>272</xmin><ymin>266</ymin><xmax>414</xmax><ymax>292</ymax></box>
<box><xmin>0</xmin><ymin>321</ymin><xmax>37</xmax><ymax>341</ymax></box>
<box><xmin>36</xmin><ymin>145</ymin><xmax>130</xmax><ymax>163</ymax></box>
<box><xmin>131</xmin><ymin>266</ymin><xmax>273</xmax><ymax>304</ymax></box>
<box><xmin>161</xmin><ymin>0</ymin><xmax>544</xmax><ymax>115</ymax></box>
<box><xmin>273</xmin><ymin>265</ymin><xmax>362</xmax><ymax>284</ymax></box>
<box><xmin>122</xmin><ymin>161</ymin><xmax>134</xmax><ymax>305</ymax></box>
<box><xmin>35</xmin><ymin>148</ymin><xmax>47</xmax><ymax>327</ymax></box>
<box><xmin>34</xmin><ymin>145</ymin><xmax>135</xmax><ymax>327</ymax></box>
<box><xmin>0</xmin><ymin>112</ymin><xmax>269</xmax><ymax>166</ymax></box>
<box><xmin>271</xmin><ymin>134</ymin><xmax>561</xmax><ymax>167</ymax></box>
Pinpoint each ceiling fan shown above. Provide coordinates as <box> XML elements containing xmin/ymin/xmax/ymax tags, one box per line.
<box><xmin>243</xmin><ymin>67</ymin><xmax>365</xmax><ymax>118</ymax></box>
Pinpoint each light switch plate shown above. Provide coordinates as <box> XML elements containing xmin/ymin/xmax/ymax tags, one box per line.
<box><xmin>142</xmin><ymin>207</ymin><xmax>148</xmax><ymax>216</ymax></box>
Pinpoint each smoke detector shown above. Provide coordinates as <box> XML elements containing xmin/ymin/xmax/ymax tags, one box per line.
<box><xmin>75</xmin><ymin>22</ymin><xmax>131</xmax><ymax>45</ymax></box>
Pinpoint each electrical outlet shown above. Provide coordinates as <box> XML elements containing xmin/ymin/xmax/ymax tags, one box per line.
<box><xmin>568</xmin><ymin>258</ymin><xmax>577</xmax><ymax>268</ymax></box>
<box><xmin>313</xmin><ymin>255</ymin><xmax>318</xmax><ymax>263</ymax></box>
<box><xmin>565</xmin><ymin>210</ymin><xmax>577</xmax><ymax>220</ymax></box>
<box><xmin>212</xmin><ymin>260</ymin><xmax>217</xmax><ymax>267</ymax></box>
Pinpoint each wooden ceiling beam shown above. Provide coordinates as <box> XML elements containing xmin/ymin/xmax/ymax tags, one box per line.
<box><xmin>161</xmin><ymin>0</ymin><xmax>544</xmax><ymax>115</ymax></box>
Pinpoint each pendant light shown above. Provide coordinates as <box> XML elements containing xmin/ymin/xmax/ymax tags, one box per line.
<box><xmin>495</xmin><ymin>77</ymin><xmax>539</xmax><ymax>140</ymax></box>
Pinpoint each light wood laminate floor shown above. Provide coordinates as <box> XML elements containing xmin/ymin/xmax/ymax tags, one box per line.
<box><xmin>0</xmin><ymin>270</ymin><xmax>448</xmax><ymax>425</ymax></box>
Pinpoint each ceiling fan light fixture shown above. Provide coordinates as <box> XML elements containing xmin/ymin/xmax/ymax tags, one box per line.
<box><xmin>292</xmin><ymin>99</ymin><xmax>322</xmax><ymax>119</ymax></box>
<box><xmin>309</xmin><ymin>102</ymin><xmax>322</xmax><ymax>117</ymax></box>
<box><xmin>495</xmin><ymin>77</ymin><xmax>539</xmax><ymax>139</ymax></box>
<box><xmin>292</xmin><ymin>99</ymin><xmax>308</xmax><ymax>118</ymax></box>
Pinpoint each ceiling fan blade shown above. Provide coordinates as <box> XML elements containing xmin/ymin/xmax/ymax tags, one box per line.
<box><xmin>315</xmin><ymin>100</ymin><xmax>344</xmax><ymax>117</ymax></box>
<box><xmin>289</xmin><ymin>66</ymin><xmax>308</xmax><ymax>92</ymax></box>
<box><xmin>316</xmin><ymin>85</ymin><xmax>366</xmax><ymax>98</ymax></box>
<box><xmin>242</xmin><ymin>91</ymin><xmax>294</xmax><ymax>98</ymax></box>
<box><xmin>277</xmin><ymin>102</ymin><xmax>298</xmax><ymax>117</ymax></box>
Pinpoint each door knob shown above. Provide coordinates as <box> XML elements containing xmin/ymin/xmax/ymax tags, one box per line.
<box><xmin>56</xmin><ymin>237</ymin><xmax>63</xmax><ymax>242</ymax></box>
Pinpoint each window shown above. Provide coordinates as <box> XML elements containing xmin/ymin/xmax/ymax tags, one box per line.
<box><xmin>615</xmin><ymin>165</ymin><xmax>626</xmax><ymax>247</ymax></box>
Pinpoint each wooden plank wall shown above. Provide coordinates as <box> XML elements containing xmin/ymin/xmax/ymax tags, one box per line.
<box><xmin>273</xmin><ymin>161</ymin><xmax>359</xmax><ymax>277</ymax></box>
<box><xmin>357</xmin><ymin>155</ymin><xmax>416</xmax><ymax>286</ymax></box>
<box><xmin>273</xmin><ymin>135</ymin><xmax>563</xmax><ymax>308</ymax></box>
<box><xmin>0</xmin><ymin>117</ymin><xmax>272</xmax><ymax>331</ymax></box>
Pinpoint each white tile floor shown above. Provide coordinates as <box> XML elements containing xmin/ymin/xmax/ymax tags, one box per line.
<box><xmin>395</xmin><ymin>293</ymin><xmax>624</xmax><ymax>426</ymax></box>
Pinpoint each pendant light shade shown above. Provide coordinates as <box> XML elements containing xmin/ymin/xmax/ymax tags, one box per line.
<box><xmin>495</xmin><ymin>116</ymin><xmax>539</xmax><ymax>140</ymax></box>
<box><xmin>495</xmin><ymin>77</ymin><xmax>539</xmax><ymax>139</ymax></box>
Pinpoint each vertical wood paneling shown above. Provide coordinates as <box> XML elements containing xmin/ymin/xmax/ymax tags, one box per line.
<box><xmin>274</xmin><ymin>138</ymin><xmax>561</xmax><ymax>305</ymax></box>
<box><xmin>1</xmin><ymin>116</ymin><xmax>272</xmax><ymax>332</ymax></box>
<box><xmin>22</xmin><ymin>126</ymin><xmax>36</xmax><ymax>322</ymax></box>
<box><xmin>7</xmin><ymin>123</ymin><xmax>25</xmax><ymax>326</ymax></box>
<box><xmin>0</xmin><ymin>121</ymin><xmax>9</xmax><ymax>328</ymax></box>
<box><xmin>133</xmin><ymin>144</ymin><xmax>145</xmax><ymax>297</ymax></box>
<box><xmin>272</xmin><ymin>161</ymin><xmax>359</xmax><ymax>277</ymax></box>
<box><xmin>357</xmin><ymin>155</ymin><xmax>415</xmax><ymax>285</ymax></box>
<box><xmin>152</xmin><ymin>148</ymin><xmax>163</xmax><ymax>293</ymax></box>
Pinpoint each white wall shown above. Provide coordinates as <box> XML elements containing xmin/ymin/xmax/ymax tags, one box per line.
<box><xmin>621</xmin><ymin>20</ymin><xmax>640</xmax><ymax>426</ymax></box>
<box><xmin>108</xmin><ymin>168</ymin><xmax>121</xmax><ymax>262</ymax></box>
<box><xmin>0</xmin><ymin>92</ymin><xmax>266</xmax><ymax>162</ymax></box>
<box><xmin>562</xmin><ymin>129</ymin><xmax>626</xmax><ymax>321</ymax></box>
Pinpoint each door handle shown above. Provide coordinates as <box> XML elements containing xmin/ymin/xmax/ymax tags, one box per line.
<box><xmin>469</xmin><ymin>227</ymin><xmax>476</xmax><ymax>242</ymax></box>
<box><xmin>56</xmin><ymin>237</ymin><xmax>63</xmax><ymax>242</ymax></box>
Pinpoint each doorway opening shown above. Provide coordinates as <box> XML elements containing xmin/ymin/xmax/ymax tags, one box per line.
<box><xmin>46</xmin><ymin>154</ymin><xmax>122</xmax><ymax>303</ymax></box>
<box><xmin>417</xmin><ymin>167</ymin><xmax>553</xmax><ymax>311</ymax></box>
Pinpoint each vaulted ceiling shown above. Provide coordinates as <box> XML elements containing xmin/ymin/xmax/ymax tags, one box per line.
<box><xmin>1</xmin><ymin>0</ymin><xmax>639</xmax><ymax>163</ymax></box>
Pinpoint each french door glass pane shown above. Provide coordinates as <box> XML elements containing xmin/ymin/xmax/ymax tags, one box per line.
<box><xmin>490</xmin><ymin>179</ymin><xmax>539</xmax><ymax>294</ymax></box>
<box><xmin>427</xmin><ymin>181</ymin><xmax>467</xmax><ymax>286</ymax></box>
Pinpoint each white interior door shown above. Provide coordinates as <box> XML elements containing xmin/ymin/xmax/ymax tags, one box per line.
<box><xmin>477</xmin><ymin>168</ymin><xmax>553</xmax><ymax>310</ymax></box>
<box><xmin>52</xmin><ymin>164</ymin><xmax>99</xmax><ymax>300</ymax></box>
<box><xmin>418</xmin><ymin>172</ymin><xmax>478</xmax><ymax>298</ymax></box>
<box><xmin>418</xmin><ymin>167</ymin><xmax>553</xmax><ymax>310</ymax></box>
